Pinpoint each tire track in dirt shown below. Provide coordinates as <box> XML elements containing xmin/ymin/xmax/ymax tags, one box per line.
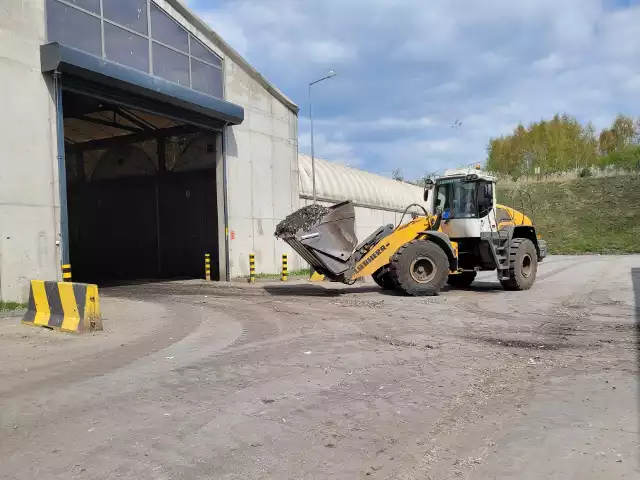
<box><xmin>0</xmin><ymin>297</ymin><xmax>206</xmax><ymax>400</ymax></box>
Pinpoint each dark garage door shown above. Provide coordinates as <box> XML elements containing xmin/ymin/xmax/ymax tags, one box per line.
<box><xmin>63</xmin><ymin>91</ymin><xmax>221</xmax><ymax>284</ymax></box>
<box><xmin>68</xmin><ymin>169</ymin><xmax>217</xmax><ymax>283</ymax></box>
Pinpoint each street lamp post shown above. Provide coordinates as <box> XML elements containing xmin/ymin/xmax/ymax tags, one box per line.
<box><xmin>309</xmin><ymin>70</ymin><xmax>337</xmax><ymax>204</ymax></box>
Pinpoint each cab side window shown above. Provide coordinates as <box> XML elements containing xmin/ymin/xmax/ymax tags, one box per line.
<box><xmin>478</xmin><ymin>182</ymin><xmax>493</xmax><ymax>217</ymax></box>
<box><xmin>436</xmin><ymin>190</ymin><xmax>447</xmax><ymax>210</ymax></box>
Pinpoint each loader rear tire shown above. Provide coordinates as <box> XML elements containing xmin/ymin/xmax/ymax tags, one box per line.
<box><xmin>447</xmin><ymin>271</ymin><xmax>477</xmax><ymax>288</ymax></box>
<box><xmin>389</xmin><ymin>239</ymin><xmax>449</xmax><ymax>296</ymax></box>
<box><xmin>372</xmin><ymin>268</ymin><xmax>394</xmax><ymax>290</ymax></box>
<box><xmin>500</xmin><ymin>238</ymin><xmax>538</xmax><ymax>291</ymax></box>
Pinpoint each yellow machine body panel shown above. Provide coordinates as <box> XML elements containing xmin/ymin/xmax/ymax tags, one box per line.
<box><xmin>495</xmin><ymin>204</ymin><xmax>533</xmax><ymax>230</ymax></box>
<box><xmin>350</xmin><ymin>217</ymin><xmax>458</xmax><ymax>280</ymax></box>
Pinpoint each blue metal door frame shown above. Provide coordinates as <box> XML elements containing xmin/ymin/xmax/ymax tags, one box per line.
<box><xmin>53</xmin><ymin>71</ymin><xmax>71</xmax><ymax>275</ymax></box>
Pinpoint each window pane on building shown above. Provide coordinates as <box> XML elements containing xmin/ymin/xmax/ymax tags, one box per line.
<box><xmin>46</xmin><ymin>0</ymin><xmax>102</xmax><ymax>56</ymax></box>
<box><xmin>152</xmin><ymin>42</ymin><xmax>189</xmax><ymax>87</ymax></box>
<box><xmin>103</xmin><ymin>0</ymin><xmax>148</xmax><ymax>35</ymax></box>
<box><xmin>150</xmin><ymin>4</ymin><xmax>188</xmax><ymax>53</ymax></box>
<box><xmin>63</xmin><ymin>0</ymin><xmax>100</xmax><ymax>14</ymax></box>
<box><xmin>191</xmin><ymin>59</ymin><xmax>223</xmax><ymax>98</ymax></box>
<box><xmin>190</xmin><ymin>36</ymin><xmax>222</xmax><ymax>68</ymax></box>
<box><xmin>104</xmin><ymin>23</ymin><xmax>149</xmax><ymax>72</ymax></box>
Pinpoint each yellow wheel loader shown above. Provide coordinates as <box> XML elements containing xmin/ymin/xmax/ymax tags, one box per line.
<box><xmin>276</xmin><ymin>167</ymin><xmax>547</xmax><ymax>296</ymax></box>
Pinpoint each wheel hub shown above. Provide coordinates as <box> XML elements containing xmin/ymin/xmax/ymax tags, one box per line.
<box><xmin>521</xmin><ymin>254</ymin><xmax>532</xmax><ymax>278</ymax></box>
<box><xmin>409</xmin><ymin>257</ymin><xmax>436</xmax><ymax>284</ymax></box>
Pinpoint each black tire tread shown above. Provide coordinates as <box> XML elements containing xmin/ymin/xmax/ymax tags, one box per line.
<box><xmin>372</xmin><ymin>268</ymin><xmax>394</xmax><ymax>290</ymax></box>
<box><xmin>500</xmin><ymin>238</ymin><xmax>537</xmax><ymax>291</ymax></box>
<box><xmin>388</xmin><ymin>239</ymin><xmax>449</xmax><ymax>296</ymax></box>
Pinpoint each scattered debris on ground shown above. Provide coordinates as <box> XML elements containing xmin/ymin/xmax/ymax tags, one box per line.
<box><xmin>274</xmin><ymin>205</ymin><xmax>331</xmax><ymax>237</ymax></box>
<box><xmin>334</xmin><ymin>299</ymin><xmax>385</xmax><ymax>309</ymax></box>
<box><xmin>365</xmin><ymin>334</ymin><xmax>434</xmax><ymax>350</ymax></box>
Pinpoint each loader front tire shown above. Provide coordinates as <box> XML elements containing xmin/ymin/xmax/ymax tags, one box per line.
<box><xmin>500</xmin><ymin>238</ymin><xmax>538</xmax><ymax>291</ymax></box>
<box><xmin>447</xmin><ymin>271</ymin><xmax>477</xmax><ymax>288</ymax></box>
<box><xmin>372</xmin><ymin>268</ymin><xmax>394</xmax><ymax>290</ymax></box>
<box><xmin>389</xmin><ymin>239</ymin><xmax>449</xmax><ymax>296</ymax></box>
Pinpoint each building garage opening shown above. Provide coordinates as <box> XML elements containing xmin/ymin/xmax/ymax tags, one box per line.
<box><xmin>63</xmin><ymin>91</ymin><xmax>220</xmax><ymax>284</ymax></box>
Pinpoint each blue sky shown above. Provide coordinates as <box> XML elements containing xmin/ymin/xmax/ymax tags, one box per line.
<box><xmin>188</xmin><ymin>0</ymin><xmax>640</xmax><ymax>180</ymax></box>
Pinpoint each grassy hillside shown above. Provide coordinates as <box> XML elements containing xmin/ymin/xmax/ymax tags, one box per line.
<box><xmin>497</xmin><ymin>174</ymin><xmax>640</xmax><ymax>254</ymax></box>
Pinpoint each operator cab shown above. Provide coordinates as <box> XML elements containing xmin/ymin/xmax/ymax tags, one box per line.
<box><xmin>424</xmin><ymin>167</ymin><xmax>498</xmax><ymax>239</ymax></box>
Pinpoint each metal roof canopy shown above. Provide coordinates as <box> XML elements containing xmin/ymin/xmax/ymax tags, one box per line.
<box><xmin>298</xmin><ymin>154</ymin><xmax>427</xmax><ymax>213</ymax></box>
<box><xmin>41</xmin><ymin>43</ymin><xmax>244</xmax><ymax>131</ymax></box>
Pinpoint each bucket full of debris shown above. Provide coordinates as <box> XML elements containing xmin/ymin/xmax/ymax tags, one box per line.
<box><xmin>275</xmin><ymin>201</ymin><xmax>358</xmax><ymax>281</ymax></box>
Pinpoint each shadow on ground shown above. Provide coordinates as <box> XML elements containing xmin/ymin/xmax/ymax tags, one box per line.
<box><xmin>262</xmin><ymin>284</ymin><xmax>386</xmax><ymax>297</ymax></box>
<box><xmin>91</xmin><ymin>277</ymin><xmax>201</xmax><ymax>288</ymax></box>
<box><xmin>262</xmin><ymin>281</ymin><xmax>505</xmax><ymax>297</ymax></box>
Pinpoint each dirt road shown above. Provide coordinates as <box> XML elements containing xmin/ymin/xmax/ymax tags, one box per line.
<box><xmin>1</xmin><ymin>255</ymin><xmax>638</xmax><ymax>479</ymax></box>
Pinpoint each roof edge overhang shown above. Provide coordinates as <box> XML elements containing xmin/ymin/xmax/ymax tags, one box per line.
<box><xmin>165</xmin><ymin>0</ymin><xmax>299</xmax><ymax>114</ymax></box>
<box><xmin>41</xmin><ymin>42</ymin><xmax>244</xmax><ymax>126</ymax></box>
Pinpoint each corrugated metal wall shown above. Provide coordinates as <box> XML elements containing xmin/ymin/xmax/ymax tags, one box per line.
<box><xmin>298</xmin><ymin>154</ymin><xmax>426</xmax><ymax>212</ymax></box>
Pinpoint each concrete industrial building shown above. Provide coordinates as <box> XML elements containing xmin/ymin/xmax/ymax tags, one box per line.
<box><xmin>0</xmin><ymin>0</ymin><xmax>425</xmax><ymax>302</ymax></box>
<box><xmin>1</xmin><ymin>0</ymin><xmax>299</xmax><ymax>301</ymax></box>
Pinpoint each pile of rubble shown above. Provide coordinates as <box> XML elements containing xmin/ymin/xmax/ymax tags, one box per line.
<box><xmin>274</xmin><ymin>204</ymin><xmax>331</xmax><ymax>238</ymax></box>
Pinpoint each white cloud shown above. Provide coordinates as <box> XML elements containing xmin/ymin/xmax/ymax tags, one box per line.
<box><xmin>298</xmin><ymin>131</ymin><xmax>363</xmax><ymax>168</ymax></box>
<box><xmin>189</xmin><ymin>0</ymin><xmax>640</xmax><ymax>180</ymax></box>
<box><xmin>300</xmin><ymin>115</ymin><xmax>437</xmax><ymax>132</ymax></box>
<box><xmin>532</xmin><ymin>53</ymin><xmax>565</xmax><ymax>73</ymax></box>
<box><xmin>626</xmin><ymin>75</ymin><xmax>640</xmax><ymax>92</ymax></box>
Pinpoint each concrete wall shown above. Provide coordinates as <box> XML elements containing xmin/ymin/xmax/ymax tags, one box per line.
<box><xmin>158</xmin><ymin>1</ymin><xmax>300</xmax><ymax>278</ymax></box>
<box><xmin>224</xmin><ymin>66</ymin><xmax>299</xmax><ymax>277</ymax></box>
<box><xmin>0</xmin><ymin>0</ymin><xmax>61</xmax><ymax>302</ymax></box>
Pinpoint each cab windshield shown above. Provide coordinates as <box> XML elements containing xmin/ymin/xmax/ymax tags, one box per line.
<box><xmin>434</xmin><ymin>178</ymin><xmax>493</xmax><ymax>219</ymax></box>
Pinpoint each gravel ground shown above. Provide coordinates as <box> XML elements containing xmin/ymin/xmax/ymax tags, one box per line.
<box><xmin>0</xmin><ymin>255</ymin><xmax>638</xmax><ymax>479</ymax></box>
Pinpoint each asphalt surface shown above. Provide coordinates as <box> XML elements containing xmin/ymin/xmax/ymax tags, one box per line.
<box><xmin>0</xmin><ymin>255</ymin><xmax>638</xmax><ymax>479</ymax></box>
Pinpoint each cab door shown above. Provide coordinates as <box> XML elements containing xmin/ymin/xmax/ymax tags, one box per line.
<box><xmin>478</xmin><ymin>181</ymin><xmax>498</xmax><ymax>234</ymax></box>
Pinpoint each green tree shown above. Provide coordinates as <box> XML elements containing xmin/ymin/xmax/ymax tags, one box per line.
<box><xmin>486</xmin><ymin>114</ymin><xmax>617</xmax><ymax>176</ymax></box>
<box><xmin>391</xmin><ymin>168</ymin><xmax>404</xmax><ymax>182</ymax></box>
<box><xmin>392</xmin><ymin>168</ymin><xmax>404</xmax><ymax>182</ymax></box>
<box><xmin>611</xmin><ymin>114</ymin><xmax>637</xmax><ymax>149</ymax></box>
<box><xmin>599</xmin><ymin>128</ymin><xmax>617</xmax><ymax>155</ymax></box>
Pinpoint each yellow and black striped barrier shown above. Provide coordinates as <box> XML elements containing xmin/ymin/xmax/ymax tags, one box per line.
<box><xmin>62</xmin><ymin>264</ymin><xmax>72</xmax><ymax>282</ymax></box>
<box><xmin>249</xmin><ymin>253</ymin><xmax>256</xmax><ymax>283</ymax></box>
<box><xmin>281</xmin><ymin>254</ymin><xmax>288</xmax><ymax>282</ymax></box>
<box><xmin>22</xmin><ymin>280</ymin><xmax>102</xmax><ymax>333</ymax></box>
<box><xmin>205</xmin><ymin>253</ymin><xmax>211</xmax><ymax>281</ymax></box>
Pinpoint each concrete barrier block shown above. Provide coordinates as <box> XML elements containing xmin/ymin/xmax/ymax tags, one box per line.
<box><xmin>21</xmin><ymin>281</ymin><xmax>102</xmax><ymax>333</ymax></box>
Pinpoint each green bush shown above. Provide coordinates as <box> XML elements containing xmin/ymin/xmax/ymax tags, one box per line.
<box><xmin>597</xmin><ymin>145</ymin><xmax>640</xmax><ymax>170</ymax></box>
<box><xmin>498</xmin><ymin>176</ymin><xmax>640</xmax><ymax>254</ymax></box>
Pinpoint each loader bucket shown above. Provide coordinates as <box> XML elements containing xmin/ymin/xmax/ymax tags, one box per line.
<box><xmin>275</xmin><ymin>201</ymin><xmax>358</xmax><ymax>280</ymax></box>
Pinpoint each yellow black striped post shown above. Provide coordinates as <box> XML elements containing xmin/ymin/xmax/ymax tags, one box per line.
<box><xmin>62</xmin><ymin>264</ymin><xmax>72</xmax><ymax>282</ymax></box>
<box><xmin>205</xmin><ymin>253</ymin><xmax>211</xmax><ymax>281</ymax></box>
<box><xmin>249</xmin><ymin>253</ymin><xmax>256</xmax><ymax>283</ymax></box>
<box><xmin>281</xmin><ymin>254</ymin><xmax>288</xmax><ymax>282</ymax></box>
